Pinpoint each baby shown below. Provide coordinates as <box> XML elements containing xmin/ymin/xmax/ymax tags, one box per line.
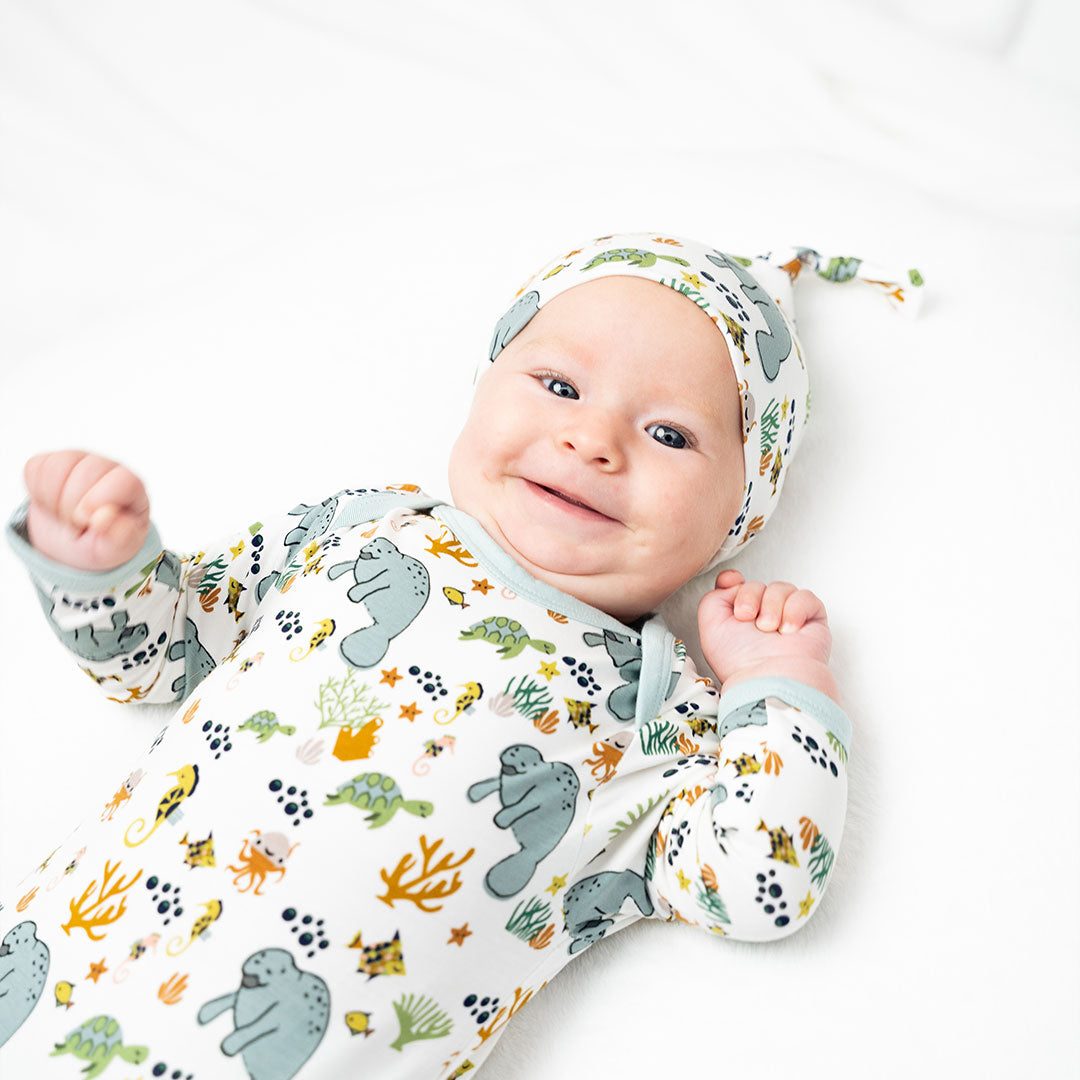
<box><xmin>0</xmin><ymin>232</ymin><xmax>865</xmax><ymax>1079</ymax></box>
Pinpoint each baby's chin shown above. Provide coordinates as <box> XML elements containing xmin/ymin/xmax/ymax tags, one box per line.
<box><xmin>488</xmin><ymin>520</ymin><xmax>653</xmax><ymax>619</ymax></box>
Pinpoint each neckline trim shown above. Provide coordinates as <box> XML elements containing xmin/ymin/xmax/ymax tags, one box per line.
<box><xmin>433</xmin><ymin>504</ymin><xmax>654</xmax><ymax>639</ymax></box>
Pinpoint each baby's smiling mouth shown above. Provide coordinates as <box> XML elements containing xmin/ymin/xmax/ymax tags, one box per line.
<box><xmin>525</xmin><ymin>479</ymin><xmax>618</xmax><ymax>522</ymax></box>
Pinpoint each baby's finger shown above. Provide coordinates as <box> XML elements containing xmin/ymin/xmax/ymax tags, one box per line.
<box><xmin>71</xmin><ymin>464</ymin><xmax>149</xmax><ymax>532</ymax></box>
<box><xmin>24</xmin><ymin>449</ymin><xmax>92</xmax><ymax>517</ymax></box>
<box><xmin>779</xmin><ymin>589</ymin><xmax>828</xmax><ymax>633</ymax></box>
<box><xmin>733</xmin><ymin>580</ymin><xmax>766</xmax><ymax>620</ymax></box>
<box><xmin>58</xmin><ymin>455</ymin><xmax>128</xmax><ymax>528</ymax></box>
<box><xmin>715</xmin><ymin>569</ymin><xmax>744</xmax><ymax>589</ymax></box>
<box><xmin>756</xmin><ymin>581</ymin><xmax>797</xmax><ymax>631</ymax></box>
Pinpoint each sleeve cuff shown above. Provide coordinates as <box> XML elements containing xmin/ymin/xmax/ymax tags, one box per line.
<box><xmin>717</xmin><ymin>675</ymin><xmax>852</xmax><ymax>755</ymax></box>
<box><xmin>5</xmin><ymin>497</ymin><xmax>165</xmax><ymax>593</ymax></box>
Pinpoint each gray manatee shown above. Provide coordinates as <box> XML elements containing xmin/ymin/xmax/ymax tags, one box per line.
<box><xmin>562</xmin><ymin>869</ymin><xmax>653</xmax><ymax>955</ymax></box>
<box><xmin>0</xmin><ymin>920</ymin><xmax>50</xmax><ymax>1048</ymax></box>
<box><xmin>256</xmin><ymin>496</ymin><xmax>340</xmax><ymax>604</ymax></box>
<box><xmin>718</xmin><ymin>698</ymin><xmax>768</xmax><ymax>741</ymax></box>
<box><xmin>34</xmin><ymin>585</ymin><xmax>148</xmax><ymax>662</ymax></box>
<box><xmin>488</xmin><ymin>290</ymin><xmax>541</xmax><ymax>362</ymax></box>
<box><xmin>328</xmin><ymin>537</ymin><xmax>429</xmax><ymax>669</ymax></box>
<box><xmin>706</xmin><ymin>252</ymin><xmax>792</xmax><ymax>382</ymax></box>
<box><xmin>197</xmin><ymin>947</ymin><xmax>329</xmax><ymax>1080</ymax></box>
<box><xmin>167</xmin><ymin>617</ymin><xmax>217</xmax><ymax>701</ymax></box>
<box><xmin>582</xmin><ymin>629</ymin><xmax>679</xmax><ymax>723</ymax></box>
<box><xmin>154</xmin><ymin>550</ymin><xmax>183</xmax><ymax>591</ymax></box>
<box><xmin>468</xmin><ymin>744</ymin><xmax>579</xmax><ymax>899</ymax></box>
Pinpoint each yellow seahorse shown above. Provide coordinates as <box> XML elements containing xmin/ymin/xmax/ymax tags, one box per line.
<box><xmin>290</xmin><ymin>618</ymin><xmax>336</xmax><ymax>661</ymax></box>
<box><xmin>166</xmin><ymin>899</ymin><xmax>223</xmax><ymax>955</ymax></box>
<box><xmin>124</xmin><ymin>766</ymin><xmax>199</xmax><ymax>847</ymax></box>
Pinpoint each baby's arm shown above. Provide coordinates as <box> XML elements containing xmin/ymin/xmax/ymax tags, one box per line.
<box><xmin>647</xmin><ymin>674</ymin><xmax>849</xmax><ymax>940</ymax></box>
<box><xmin>641</xmin><ymin>570</ymin><xmax>849</xmax><ymax>939</ymax></box>
<box><xmin>7</xmin><ymin>449</ymin><xmax>336</xmax><ymax>706</ymax></box>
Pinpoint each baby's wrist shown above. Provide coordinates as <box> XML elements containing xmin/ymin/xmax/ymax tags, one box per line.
<box><xmin>721</xmin><ymin>657</ymin><xmax>840</xmax><ymax>707</ymax></box>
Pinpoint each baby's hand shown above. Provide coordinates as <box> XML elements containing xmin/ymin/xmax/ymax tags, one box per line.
<box><xmin>23</xmin><ymin>450</ymin><xmax>151</xmax><ymax>572</ymax></box>
<box><xmin>698</xmin><ymin>569</ymin><xmax>839</xmax><ymax>702</ymax></box>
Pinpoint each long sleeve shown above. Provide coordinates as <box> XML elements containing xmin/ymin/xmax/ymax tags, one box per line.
<box><xmin>3</xmin><ymin>485</ymin><xmax>436</xmax><ymax>707</ymax></box>
<box><xmin>645</xmin><ymin>677</ymin><xmax>850</xmax><ymax>942</ymax></box>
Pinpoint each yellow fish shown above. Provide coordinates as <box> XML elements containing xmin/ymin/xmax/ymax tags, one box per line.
<box><xmin>442</xmin><ymin>587</ymin><xmax>469</xmax><ymax>610</ymax></box>
<box><xmin>347</xmin><ymin>929</ymin><xmax>405</xmax><ymax>979</ymax></box>
<box><xmin>225</xmin><ymin>577</ymin><xmax>246</xmax><ymax>622</ymax></box>
<box><xmin>179</xmin><ymin>830</ymin><xmax>216</xmax><ymax>868</ymax></box>
<box><xmin>345</xmin><ymin>1010</ymin><xmax>374</xmax><ymax>1038</ymax></box>
<box><xmin>757</xmin><ymin>819</ymin><xmax>799</xmax><ymax>867</ymax></box>
<box><xmin>54</xmin><ymin>981</ymin><xmax>74</xmax><ymax>1010</ymax></box>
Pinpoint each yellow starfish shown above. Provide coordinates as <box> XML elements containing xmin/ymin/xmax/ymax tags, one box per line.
<box><xmin>545</xmin><ymin>874</ymin><xmax>567</xmax><ymax>897</ymax></box>
<box><xmin>676</xmin><ymin>869</ymin><xmax>691</xmax><ymax>891</ymax></box>
<box><xmin>380</xmin><ymin>667</ymin><xmax>403</xmax><ymax>688</ymax></box>
<box><xmin>798</xmin><ymin>891</ymin><xmax>815</xmax><ymax>918</ymax></box>
<box><xmin>537</xmin><ymin>661</ymin><xmax>560</xmax><ymax>682</ymax></box>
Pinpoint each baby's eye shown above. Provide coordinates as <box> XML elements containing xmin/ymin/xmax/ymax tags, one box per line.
<box><xmin>647</xmin><ymin>423</ymin><xmax>690</xmax><ymax>449</ymax></box>
<box><xmin>539</xmin><ymin>375</ymin><xmax>579</xmax><ymax>399</ymax></box>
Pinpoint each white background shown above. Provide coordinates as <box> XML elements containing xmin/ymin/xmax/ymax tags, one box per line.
<box><xmin>2</xmin><ymin>1</ymin><xmax>1078</xmax><ymax>1076</ymax></box>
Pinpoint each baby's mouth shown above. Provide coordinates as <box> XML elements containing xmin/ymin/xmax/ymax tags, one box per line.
<box><xmin>539</xmin><ymin>484</ymin><xmax>592</xmax><ymax>510</ymax></box>
<box><xmin>526</xmin><ymin>479</ymin><xmax>616</xmax><ymax>521</ymax></box>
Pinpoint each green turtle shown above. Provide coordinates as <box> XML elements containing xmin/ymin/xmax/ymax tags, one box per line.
<box><xmin>237</xmin><ymin>709</ymin><xmax>296</xmax><ymax>742</ymax></box>
<box><xmin>324</xmin><ymin>772</ymin><xmax>434</xmax><ymax>828</ymax></box>
<box><xmin>458</xmin><ymin>616</ymin><xmax>556</xmax><ymax>659</ymax></box>
<box><xmin>50</xmin><ymin>1014</ymin><xmax>149</xmax><ymax>1078</ymax></box>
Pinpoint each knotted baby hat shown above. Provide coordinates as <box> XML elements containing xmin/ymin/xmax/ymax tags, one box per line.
<box><xmin>482</xmin><ymin>231</ymin><xmax>923</xmax><ymax>565</ymax></box>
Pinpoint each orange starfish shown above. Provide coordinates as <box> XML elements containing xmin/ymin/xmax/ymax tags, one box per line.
<box><xmin>447</xmin><ymin>923</ymin><xmax>472</xmax><ymax>946</ymax></box>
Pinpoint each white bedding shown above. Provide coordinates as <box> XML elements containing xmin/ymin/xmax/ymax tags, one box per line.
<box><xmin>2</xmin><ymin>1</ymin><xmax>1077</xmax><ymax>1075</ymax></box>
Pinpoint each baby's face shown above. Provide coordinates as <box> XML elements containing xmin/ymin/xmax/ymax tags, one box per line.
<box><xmin>448</xmin><ymin>276</ymin><xmax>744</xmax><ymax>622</ymax></box>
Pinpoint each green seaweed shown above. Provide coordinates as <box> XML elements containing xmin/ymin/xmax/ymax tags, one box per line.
<box><xmin>314</xmin><ymin>667</ymin><xmax>388</xmax><ymax>729</ymax></box>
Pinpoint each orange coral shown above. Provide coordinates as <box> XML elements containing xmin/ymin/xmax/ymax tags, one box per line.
<box><xmin>798</xmin><ymin>816</ymin><xmax>819</xmax><ymax>851</ymax></box>
<box><xmin>62</xmin><ymin>859</ymin><xmax>142</xmax><ymax>941</ymax></box>
<box><xmin>528</xmin><ymin>924</ymin><xmax>554</xmax><ymax>950</ymax></box>
<box><xmin>378</xmin><ymin>835</ymin><xmax>474</xmax><ymax>913</ymax></box>
<box><xmin>761</xmin><ymin>742</ymin><xmax>784</xmax><ymax>775</ymax></box>
<box><xmin>676</xmin><ymin>732</ymin><xmax>700</xmax><ymax>755</ymax></box>
<box><xmin>533</xmin><ymin>710</ymin><xmax>558</xmax><ymax>734</ymax></box>
<box><xmin>158</xmin><ymin>972</ymin><xmax>188</xmax><ymax>1004</ymax></box>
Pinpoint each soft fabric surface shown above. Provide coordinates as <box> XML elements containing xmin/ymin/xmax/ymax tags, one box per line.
<box><xmin>2</xmin><ymin>1</ymin><xmax>1077</xmax><ymax>1076</ymax></box>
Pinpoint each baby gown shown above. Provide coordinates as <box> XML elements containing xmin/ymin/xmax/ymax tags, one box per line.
<box><xmin>1</xmin><ymin>484</ymin><xmax>850</xmax><ymax>1079</ymax></box>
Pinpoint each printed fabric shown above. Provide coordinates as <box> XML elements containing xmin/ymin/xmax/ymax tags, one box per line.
<box><xmin>0</xmin><ymin>486</ymin><xmax>851</xmax><ymax>1079</ymax></box>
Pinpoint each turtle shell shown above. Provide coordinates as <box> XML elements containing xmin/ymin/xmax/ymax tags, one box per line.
<box><xmin>64</xmin><ymin>1015</ymin><xmax>122</xmax><ymax>1060</ymax></box>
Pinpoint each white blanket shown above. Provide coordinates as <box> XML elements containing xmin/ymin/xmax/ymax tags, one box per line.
<box><xmin>2</xmin><ymin>1</ymin><xmax>1077</xmax><ymax>1075</ymax></box>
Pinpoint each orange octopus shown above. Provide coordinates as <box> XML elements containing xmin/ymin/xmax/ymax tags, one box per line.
<box><xmin>227</xmin><ymin>830</ymin><xmax>299</xmax><ymax>895</ymax></box>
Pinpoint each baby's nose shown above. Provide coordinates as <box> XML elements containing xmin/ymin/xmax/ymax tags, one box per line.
<box><xmin>557</xmin><ymin>413</ymin><xmax>625</xmax><ymax>468</ymax></box>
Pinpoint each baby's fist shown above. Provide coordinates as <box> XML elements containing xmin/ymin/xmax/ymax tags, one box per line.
<box><xmin>24</xmin><ymin>450</ymin><xmax>150</xmax><ymax>572</ymax></box>
<box><xmin>698</xmin><ymin>570</ymin><xmax>838</xmax><ymax>701</ymax></box>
